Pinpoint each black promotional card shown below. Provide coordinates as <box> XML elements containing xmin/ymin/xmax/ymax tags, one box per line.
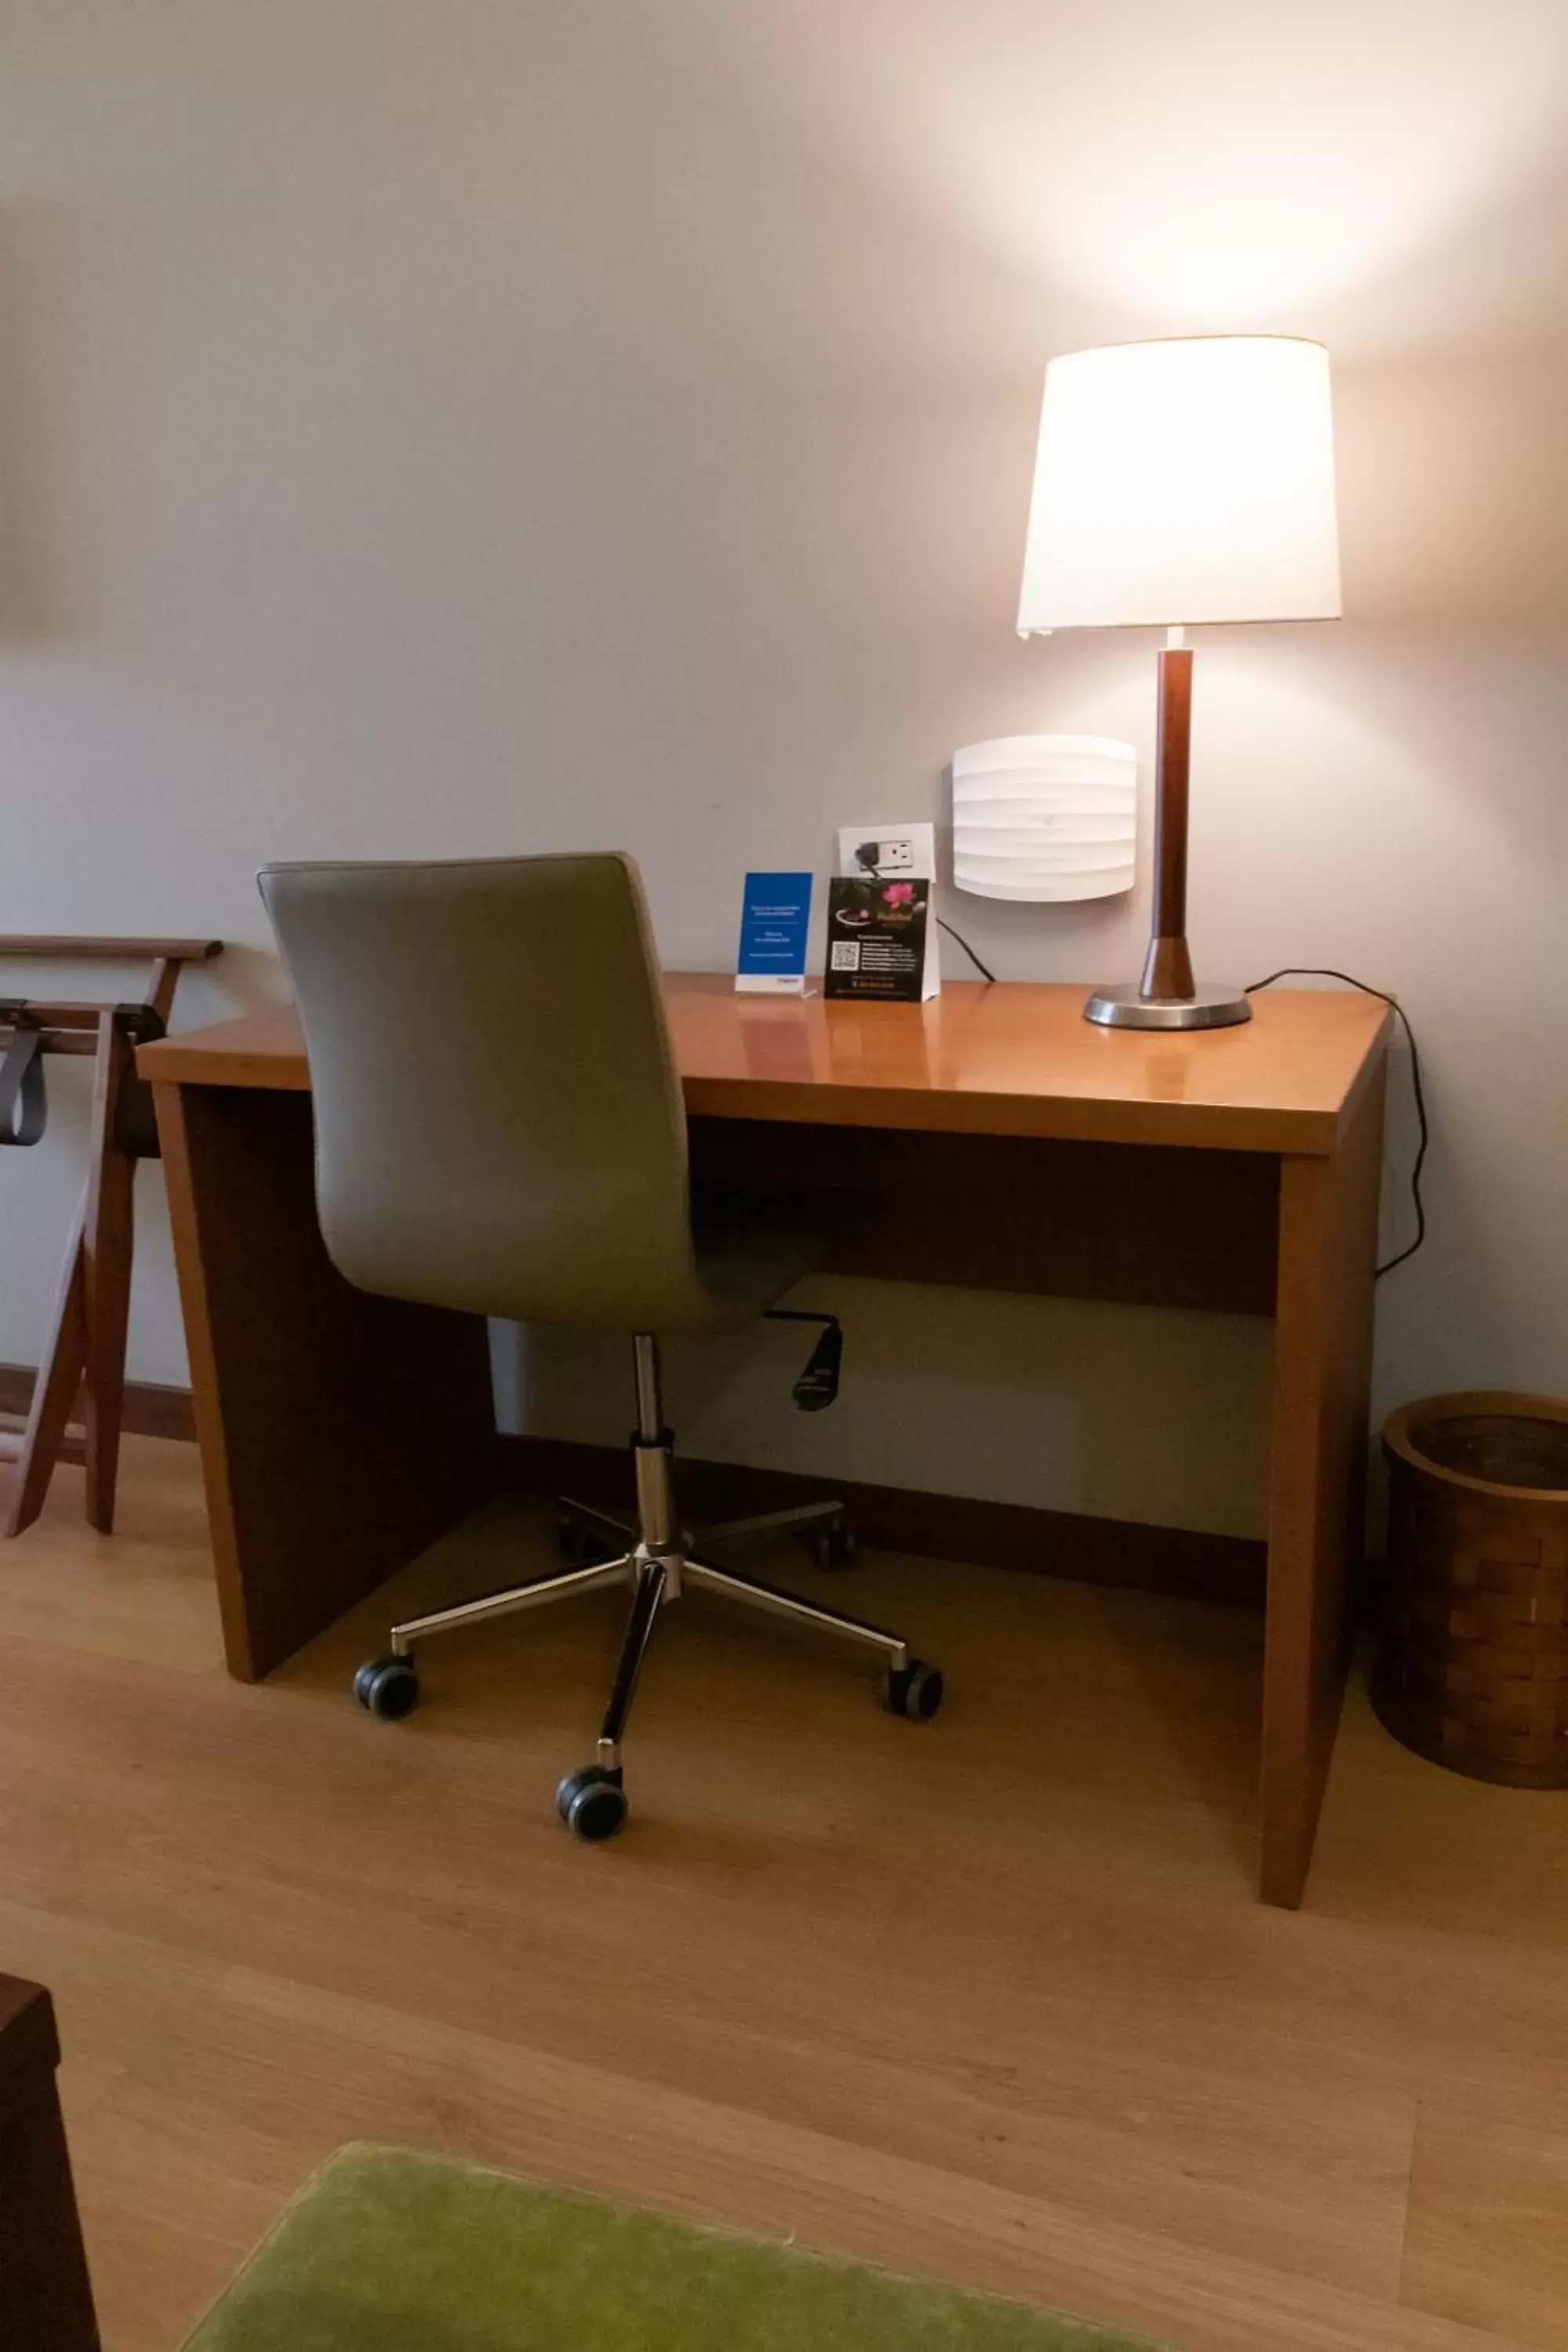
<box><xmin>823</xmin><ymin>875</ymin><xmax>934</xmax><ymax>1002</ymax></box>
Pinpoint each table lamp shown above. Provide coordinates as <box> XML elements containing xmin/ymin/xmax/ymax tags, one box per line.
<box><xmin>1017</xmin><ymin>336</ymin><xmax>1341</xmax><ymax>1029</ymax></box>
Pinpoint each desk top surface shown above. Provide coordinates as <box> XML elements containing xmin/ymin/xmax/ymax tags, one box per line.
<box><xmin>140</xmin><ymin>972</ymin><xmax>1388</xmax><ymax>1155</ymax></box>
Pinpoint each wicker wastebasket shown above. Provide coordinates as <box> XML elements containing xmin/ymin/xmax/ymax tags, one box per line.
<box><xmin>1375</xmin><ymin>1392</ymin><xmax>1568</xmax><ymax>1787</ymax></box>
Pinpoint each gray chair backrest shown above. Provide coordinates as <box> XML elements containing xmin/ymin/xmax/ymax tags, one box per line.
<box><xmin>258</xmin><ymin>853</ymin><xmax>702</xmax><ymax>1330</ymax></box>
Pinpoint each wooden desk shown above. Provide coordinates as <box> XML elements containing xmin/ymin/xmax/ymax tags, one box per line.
<box><xmin>140</xmin><ymin>975</ymin><xmax>1390</xmax><ymax>1908</ymax></box>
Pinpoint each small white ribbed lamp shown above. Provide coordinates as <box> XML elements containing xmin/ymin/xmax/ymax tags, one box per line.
<box><xmin>1018</xmin><ymin>335</ymin><xmax>1341</xmax><ymax>1029</ymax></box>
<box><xmin>953</xmin><ymin>735</ymin><xmax>1136</xmax><ymax>902</ymax></box>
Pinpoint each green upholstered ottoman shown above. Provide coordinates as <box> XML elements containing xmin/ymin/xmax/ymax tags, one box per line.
<box><xmin>181</xmin><ymin>2144</ymin><xmax>1172</xmax><ymax>2352</ymax></box>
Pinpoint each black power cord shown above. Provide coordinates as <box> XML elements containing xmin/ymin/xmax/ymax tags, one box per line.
<box><xmin>1245</xmin><ymin>967</ymin><xmax>1429</xmax><ymax>1278</ymax></box>
<box><xmin>935</xmin><ymin>913</ymin><xmax>998</xmax><ymax>985</ymax></box>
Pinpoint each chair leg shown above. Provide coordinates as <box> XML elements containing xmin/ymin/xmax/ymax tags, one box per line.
<box><xmin>559</xmin><ymin>1494</ymin><xmax>637</xmax><ymax>1549</ymax></box>
<box><xmin>683</xmin><ymin>1552</ymin><xmax>909</xmax><ymax>1669</ymax></box>
<box><xmin>596</xmin><ymin>1559</ymin><xmax>667</xmax><ymax>1769</ymax></box>
<box><xmin>694</xmin><ymin>1501</ymin><xmax>846</xmax><ymax>1546</ymax></box>
<box><xmin>388</xmin><ymin>1553</ymin><xmax>635</xmax><ymax>1655</ymax></box>
<box><xmin>556</xmin><ymin>1559</ymin><xmax>668</xmax><ymax>1842</ymax></box>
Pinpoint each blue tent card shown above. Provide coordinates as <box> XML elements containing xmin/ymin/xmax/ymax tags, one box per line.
<box><xmin>735</xmin><ymin>872</ymin><xmax>813</xmax><ymax>995</ymax></box>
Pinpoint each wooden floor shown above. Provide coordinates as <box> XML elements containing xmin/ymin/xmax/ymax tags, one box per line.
<box><xmin>2</xmin><ymin>1440</ymin><xmax>1566</xmax><ymax>2352</ymax></box>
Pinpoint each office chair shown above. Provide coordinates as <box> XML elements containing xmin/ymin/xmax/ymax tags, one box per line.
<box><xmin>258</xmin><ymin>852</ymin><xmax>943</xmax><ymax>1840</ymax></box>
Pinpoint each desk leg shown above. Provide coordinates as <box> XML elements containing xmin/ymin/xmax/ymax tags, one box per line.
<box><xmin>1261</xmin><ymin>1065</ymin><xmax>1386</xmax><ymax>1907</ymax></box>
<box><xmin>155</xmin><ymin>1081</ymin><xmax>495</xmax><ymax>1682</ymax></box>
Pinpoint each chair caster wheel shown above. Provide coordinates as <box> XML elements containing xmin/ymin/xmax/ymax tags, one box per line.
<box><xmin>810</xmin><ymin>1517</ymin><xmax>858</xmax><ymax>1570</ymax></box>
<box><xmin>884</xmin><ymin>1660</ymin><xmax>943</xmax><ymax>1722</ymax></box>
<box><xmin>556</xmin><ymin>1767</ymin><xmax>628</xmax><ymax>1842</ymax></box>
<box><xmin>354</xmin><ymin>1654</ymin><xmax>420</xmax><ymax>1721</ymax></box>
<box><xmin>557</xmin><ymin>1518</ymin><xmax>615</xmax><ymax>1566</ymax></box>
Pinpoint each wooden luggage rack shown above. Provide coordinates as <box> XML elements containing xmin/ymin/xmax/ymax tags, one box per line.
<box><xmin>0</xmin><ymin>935</ymin><xmax>223</xmax><ymax>1536</ymax></box>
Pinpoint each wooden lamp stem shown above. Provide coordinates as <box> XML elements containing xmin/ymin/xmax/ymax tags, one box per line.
<box><xmin>1082</xmin><ymin>635</ymin><xmax>1250</xmax><ymax>1030</ymax></box>
<box><xmin>1140</xmin><ymin>644</ymin><xmax>1196</xmax><ymax>1003</ymax></box>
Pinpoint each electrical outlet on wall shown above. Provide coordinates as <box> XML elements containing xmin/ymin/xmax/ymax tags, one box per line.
<box><xmin>864</xmin><ymin>835</ymin><xmax>915</xmax><ymax>871</ymax></box>
<box><xmin>836</xmin><ymin>823</ymin><xmax>935</xmax><ymax>883</ymax></box>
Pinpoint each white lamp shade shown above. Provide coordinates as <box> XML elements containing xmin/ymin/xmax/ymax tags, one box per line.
<box><xmin>953</xmin><ymin>735</ymin><xmax>1137</xmax><ymax>902</ymax></box>
<box><xmin>1017</xmin><ymin>336</ymin><xmax>1341</xmax><ymax>633</ymax></box>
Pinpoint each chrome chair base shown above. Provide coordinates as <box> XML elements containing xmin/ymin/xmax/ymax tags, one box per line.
<box><xmin>354</xmin><ymin>1337</ymin><xmax>945</xmax><ymax>1837</ymax></box>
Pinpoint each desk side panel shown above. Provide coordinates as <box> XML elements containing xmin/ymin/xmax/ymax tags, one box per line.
<box><xmin>154</xmin><ymin>1082</ymin><xmax>494</xmax><ymax>1680</ymax></box>
<box><xmin>1260</xmin><ymin>1058</ymin><xmax>1388</xmax><ymax>1907</ymax></box>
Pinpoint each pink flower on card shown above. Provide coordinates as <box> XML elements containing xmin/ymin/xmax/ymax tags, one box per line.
<box><xmin>882</xmin><ymin>882</ymin><xmax>915</xmax><ymax>906</ymax></box>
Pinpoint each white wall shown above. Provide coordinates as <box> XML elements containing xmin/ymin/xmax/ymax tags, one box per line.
<box><xmin>3</xmin><ymin>1</ymin><xmax>1565</xmax><ymax>1540</ymax></box>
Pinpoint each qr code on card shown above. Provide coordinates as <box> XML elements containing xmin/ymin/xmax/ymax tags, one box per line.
<box><xmin>830</xmin><ymin>940</ymin><xmax>860</xmax><ymax>971</ymax></box>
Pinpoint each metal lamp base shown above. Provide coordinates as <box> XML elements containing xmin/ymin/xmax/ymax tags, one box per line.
<box><xmin>1083</xmin><ymin>981</ymin><xmax>1253</xmax><ymax>1032</ymax></box>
